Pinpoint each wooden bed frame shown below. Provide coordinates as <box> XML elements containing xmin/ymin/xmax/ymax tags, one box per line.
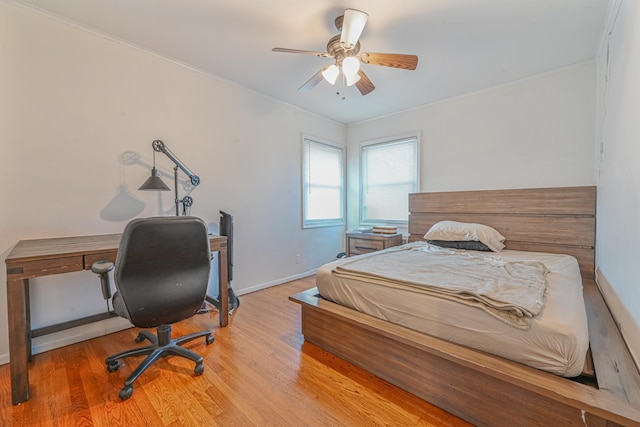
<box><xmin>291</xmin><ymin>186</ymin><xmax>640</xmax><ymax>426</ymax></box>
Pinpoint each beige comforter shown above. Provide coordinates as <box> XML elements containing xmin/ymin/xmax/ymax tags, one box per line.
<box><xmin>333</xmin><ymin>242</ymin><xmax>548</xmax><ymax>329</ymax></box>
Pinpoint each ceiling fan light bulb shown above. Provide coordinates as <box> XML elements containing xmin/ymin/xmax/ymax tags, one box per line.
<box><xmin>345</xmin><ymin>72</ymin><xmax>361</xmax><ymax>87</ymax></box>
<box><xmin>342</xmin><ymin>56</ymin><xmax>360</xmax><ymax>77</ymax></box>
<box><xmin>322</xmin><ymin>64</ymin><xmax>339</xmax><ymax>85</ymax></box>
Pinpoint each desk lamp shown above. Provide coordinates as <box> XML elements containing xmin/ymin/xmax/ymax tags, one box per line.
<box><xmin>139</xmin><ymin>140</ymin><xmax>200</xmax><ymax>216</ymax></box>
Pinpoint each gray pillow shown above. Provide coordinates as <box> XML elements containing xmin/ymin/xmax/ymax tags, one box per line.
<box><xmin>427</xmin><ymin>240</ymin><xmax>491</xmax><ymax>251</ymax></box>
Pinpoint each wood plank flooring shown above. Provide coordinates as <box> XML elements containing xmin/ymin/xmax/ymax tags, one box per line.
<box><xmin>0</xmin><ymin>276</ymin><xmax>469</xmax><ymax>426</ymax></box>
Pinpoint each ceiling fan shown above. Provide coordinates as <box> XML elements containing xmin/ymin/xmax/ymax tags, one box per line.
<box><xmin>272</xmin><ymin>9</ymin><xmax>418</xmax><ymax>96</ymax></box>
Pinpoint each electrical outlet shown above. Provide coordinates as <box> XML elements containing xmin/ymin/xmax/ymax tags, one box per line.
<box><xmin>295</xmin><ymin>254</ymin><xmax>301</xmax><ymax>264</ymax></box>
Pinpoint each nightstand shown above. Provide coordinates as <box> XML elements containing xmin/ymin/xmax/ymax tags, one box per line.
<box><xmin>346</xmin><ymin>232</ymin><xmax>404</xmax><ymax>257</ymax></box>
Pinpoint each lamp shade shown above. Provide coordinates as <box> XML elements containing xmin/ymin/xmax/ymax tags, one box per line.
<box><xmin>322</xmin><ymin>64</ymin><xmax>340</xmax><ymax>85</ymax></box>
<box><xmin>342</xmin><ymin>56</ymin><xmax>360</xmax><ymax>77</ymax></box>
<box><xmin>138</xmin><ymin>167</ymin><xmax>170</xmax><ymax>191</ymax></box>
<box><xmin>345</xmin><ymin>71</ymin><xmax>361</xmax><ymax>87</ymax></box>
<box><xmin>340</xmin><ymin>9</ymin><xmax>368</xmax><ymax>49</ymax></box>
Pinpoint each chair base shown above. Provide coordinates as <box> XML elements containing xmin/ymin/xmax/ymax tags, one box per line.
<box><xmin>106</xmin><ymin>324</ymin><xmax>214</xmax><ymax>400</ymax></box>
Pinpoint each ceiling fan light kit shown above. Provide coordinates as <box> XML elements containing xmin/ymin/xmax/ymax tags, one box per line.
<box><xmin>272</xmin><ymin>8</ymin><xmax>418</xmax><ymax>96</ymax></box>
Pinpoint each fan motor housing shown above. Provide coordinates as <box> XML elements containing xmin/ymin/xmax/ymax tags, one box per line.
<box><xmin>327</xmin><ymin>35</ymin><xmax>360</xmax><ymax>61</ymax></box>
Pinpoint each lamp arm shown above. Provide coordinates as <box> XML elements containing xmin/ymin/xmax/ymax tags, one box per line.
<box><xmin>152</xmin><ymin>140</ymin><xmax>200</xmax><ymax>186</ymax></box>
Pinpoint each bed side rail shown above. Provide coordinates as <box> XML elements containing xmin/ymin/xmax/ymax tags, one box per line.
<box><xmin>583</xmin><ymin>279</ymin><xmax>640</xmax><ymax>406</ymax></box>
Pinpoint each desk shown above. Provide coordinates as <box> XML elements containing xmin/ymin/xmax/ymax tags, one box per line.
<box><xmin>5</xmin><ymin>233</ymin><xmax>228</xmax><ymax>405</ymax></box>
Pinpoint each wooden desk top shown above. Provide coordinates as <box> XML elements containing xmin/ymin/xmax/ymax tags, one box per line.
<box><xmin>6</xmin><ymin>234</ymin><xmax>123</xmax><ymax>263</ymax></box>
<box><xmin>6</xmin><ymin>233</ymin><xmax>226</xmax><ymax>264</ymax></box>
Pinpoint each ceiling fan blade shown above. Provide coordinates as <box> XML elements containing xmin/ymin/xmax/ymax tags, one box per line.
<box><xmin>340</xmin><ymin>9</ymin><xmax>368</xmax><ymax>49</ymax></box>
<box><xmin>298</xmin><ymin>67</ymin><xmax>326</xmax><ymax>93</ymax></box>
<box><xmin>355</xmin><ymin>70</ymin><xmax>375</xmax><ymax>96</ymax></box>
<box><xmin>360</xmin><ymin>52</ymin><xmax>418</xmax><ymax>70</ymax></box>
<box><xmin>272</xmin><ymin>47</ymin><xmax>331</xmax><ymax>57</ymax></box>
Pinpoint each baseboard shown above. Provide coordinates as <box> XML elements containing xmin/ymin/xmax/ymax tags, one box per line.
<box><xmin>235</xmin><ymin>269</ymin><xmax>317</xmax><ymax>296</ymax></box>
<box><xmin>595</xmin><ymin>267</ymin><xmax>640</xmax><ymax>371</ymax></box>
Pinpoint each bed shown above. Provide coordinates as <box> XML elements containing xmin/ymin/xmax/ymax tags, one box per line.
<box><xmin>290</xmin><ymin>186</ymin><xmax>640</xmax><ymax>426</ymax></box>
<box><xmin>317</xmin><ymin>243</ymin><xmax>589</xmax><ymax>378</ymax></box>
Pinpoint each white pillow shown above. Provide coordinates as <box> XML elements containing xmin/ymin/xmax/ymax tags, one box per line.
<box><xmin>424</xmin><ymin>221</ymin><xmax>505</xmax><ymax>252</ymax></box>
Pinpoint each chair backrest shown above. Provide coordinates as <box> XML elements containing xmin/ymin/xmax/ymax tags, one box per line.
<box><xmin>114</xmin><ymin>216</ymin><xmax>211</xmax><ymax>328</ymax></box>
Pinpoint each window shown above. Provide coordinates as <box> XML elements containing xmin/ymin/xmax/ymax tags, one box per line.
<box><xmin>302</xmin><ymin>136</ymin><xmax>345</xmax><ymax>228</ymax></box>
<box><xmin>360</xmin><ymin>134</ymin><xmax>420</xmax><ymax>224</ymax></box>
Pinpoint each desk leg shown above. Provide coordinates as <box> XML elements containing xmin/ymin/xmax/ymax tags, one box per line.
<box><xmin>218</xmin><ymin>248</ymin><xmax>229</xmax><ymax>327</ymax></box>
<box><xmin>7</xmin><ymin>278</ymin><xmax>30</xmax><ymax>404</ymax></box>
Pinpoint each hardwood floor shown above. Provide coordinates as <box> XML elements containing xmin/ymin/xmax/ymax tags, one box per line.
<box><xmin>0</xmin><ymin>276</ymin><xmax>469</xmax><ymax>426</ymax></box>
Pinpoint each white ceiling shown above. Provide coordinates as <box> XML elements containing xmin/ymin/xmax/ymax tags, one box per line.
<box><xmin>14</xmin><ymin>0</ymin><xmax>611</xmax><ymax>124</ymax></box>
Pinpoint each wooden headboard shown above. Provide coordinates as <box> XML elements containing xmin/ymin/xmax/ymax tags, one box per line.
<box><xmin>408</xmin><ymin>186</ymin><xmax>596</xmax><ymax>279</ymax></box>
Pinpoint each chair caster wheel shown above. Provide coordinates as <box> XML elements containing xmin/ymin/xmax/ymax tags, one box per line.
<box><xmin>134</xmin><ymin>333</ymin><xmax>146</xmax><ymax>343</ymax></box>
<box><xmin>107</xmin><ymin>361</ymin><xmax>120</xmax><ymax>372</ymax></box>
<box><xmin>119</xmin><ymin>386</ymin><xmax>133</xmax><ymax>400</ymax></box>
<box><xmin>206</xmin><ymin>335</ymin><xmax>215</xmax><ymax>345</ymax></box>
<box><xmin>194</xmin><ymin>363</ymin><xmax>204</xmax><ymax>375</ymax></box>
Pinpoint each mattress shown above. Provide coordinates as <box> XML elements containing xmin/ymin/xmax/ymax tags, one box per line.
<box><xmin>316</xmin><ymin>244</ymin><xmax>589</xmax><ymax>377</ymax></box>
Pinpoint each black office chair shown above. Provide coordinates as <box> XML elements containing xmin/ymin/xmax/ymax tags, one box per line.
<box><xmin>92</xmin><ymin>216</ymin><xmax>214</xmax><ymax>400</ymax></box>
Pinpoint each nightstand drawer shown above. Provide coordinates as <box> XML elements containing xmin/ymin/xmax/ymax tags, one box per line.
<box><xmin>346</xmin><ymin>232</ymin><xmax>403</xmax><ymax>257</ymax></box>
<box><xmin>349</xmin><ymin>238</ymin><xmax>385</xmax><ymax>255</ymax></box>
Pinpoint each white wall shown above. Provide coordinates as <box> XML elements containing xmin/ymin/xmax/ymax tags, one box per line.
<box><xmin>346</xmin><ymin>62</ymin><xmax>597</xmax><ymax>230</ymax></box>
<box><xmin>0</xmin><ymin>1</ymin><xmax>345</xmax><ymax>361</ymax></box>
<box><xmin>595</xmin><ymin>0</ymin><xmax>640</xmax><ymax>367</ymax></box>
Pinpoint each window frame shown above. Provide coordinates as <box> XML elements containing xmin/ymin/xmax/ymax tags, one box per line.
<box><xmin>359</xmin><ymin>132</ymin><xmax>421</xmax><ymax>226</ymax></box>
<box><xmin>301</xmin><ymin>134</ymin><xmax>346</xmax><ymax>229</ymax></box>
